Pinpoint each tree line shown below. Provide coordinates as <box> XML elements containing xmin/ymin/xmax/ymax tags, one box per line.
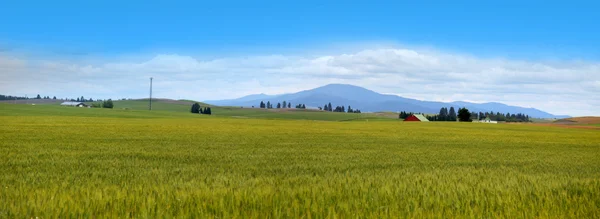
<box><xmin>426</xmin><ymin>107</ymin><xmax>458</xmax><ymax>121</ymax></box>
<box><xmin>257</xmin><ymin>101</ymin><xmax>306</xmax><ymax>110</ymax></box>
<box><xmin>191</xmin><ymin>103</ymin><xmax>212</xmax><ymax>115</ymax></box>
<box><xmin>257</xmin><ymin>101</ymin><xmax>361</xmax><ymax>113</ymax></box>
<box><xmin>89</xmin><ymin>99</ymin><xmax>114</xmax><ymax>108</ymax></box>
<box><xmin>469</xmin><ymin>111</ymin><xmax>530</xmax><ymax>122</ymax></box>
<box><xmin>0</xmin><ymin>95</ymin><xmax>29</xmax><ymax>100</ymax></box>
<box><xmin>0</xmin><ymin>94</ymin><xmax>105</xmax><ymax>102</ymax></box>
<box><xmin>259</xmin><ymin>101</ymin><xmax>293</xmax><ymax>109</ymax></box>
<box><xmin>319</xmin><ymin>102</ymin><xmax>361</xmax><ymax>113</ymax></box>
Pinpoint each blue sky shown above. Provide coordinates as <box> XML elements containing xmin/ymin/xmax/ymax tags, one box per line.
<box><xmin>2</xmin><ymin>1</ymin><xmax>599</xmax><ymax>58</ymax></box>
<box><xmin>0</xmin><ymin>0</ymin><xmax>599</xmax><ymax>116</ymax></box>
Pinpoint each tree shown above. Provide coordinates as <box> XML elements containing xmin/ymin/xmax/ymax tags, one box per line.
<box><xmin>328</xmin><ymin>103</ymin><xmax>332</xmax><ymax>112</ymax></box>
<box><xmin>323</xmin><ymin>104</ymin><xmax>328</xmax><ymax>111</ymax></box>
<box><xmin>102</xmin><ymin>99</ymin><xmax>114</xmax><ymax>109</ymax></box>
<box><xmin>439</xmin><ymin>107</ymin><xmax>447</xmax><ymax>121</ymax></box>
<box><xmin>302</xmin><ymin>104</ymin><xmax>305</xmax><ymax>109</ymax></box>
<box><xmin>191</xmin><ymin>103</ymin><xmax>201</xmax><ymax>113</ymax></box>
<box><xmin>458</xmin><ymin>107</ymin><xmax>471</xmax><ymax>122</ymax></box>
<box><xmin>77</xmin><ymin>97</ymin><xmax>80</xmax><ymax>102</ymax></box>
<box><xmin>399</xmin><ymin>111</ymin><xmax>414</xmax><ymax>119</ymax></box>
<box><xmin>267</xmin><ymin>101</ymin><xmax>271</xmax><ymax>109</ymax></box>
<box><xmin>81</xmin><ymin>96</ymin><xmax>85</xmax><ymax>102</ymax></box>
<box><xmin>449</xmin><ymin>107</ymin><xmax>457</xmax><ymax>121</ymax></box>
<box><xmin>277</xmin><ymin>103</ymin><xmax>281</xmax><ymax>108</ymax></box>
<box><xmin>36</xmin><ymin>94</ymin><xmax>41</xmax><ymax>99</ymax></box>
<box><xmin>53</xmin><ymin>96</ymin><xmax>56</xmax><ymax>99</ymax></box>
<box><xmin>282</xmin><ymin>101</ymin><xmax>287</xmax><ymax>108</ymax></box>
<box><xmin>202</xmin><ymin>107</ymin><xmax>212</xmax><ymax>115</ymax></box>
<box><xmin>288</xmin><ymin>103</ymin><xmax>291</xmax><ymax>108</ymax></box>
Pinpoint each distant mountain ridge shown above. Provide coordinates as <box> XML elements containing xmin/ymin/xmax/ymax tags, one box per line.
<box><xmin>204</xmin><ymin>84</ymin><xmax>568</xmax><ymax>118</ymax></box>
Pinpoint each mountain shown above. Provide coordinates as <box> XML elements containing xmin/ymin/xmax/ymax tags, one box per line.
<box><xmin>204</xmin><ymin>93</ymin><xmax>278</xmax><ymax>106</ymax></box>
<box><xmin>204</xmin><ymin>84</ymin><xmax>568</xmax><ymax>118</ymax></box>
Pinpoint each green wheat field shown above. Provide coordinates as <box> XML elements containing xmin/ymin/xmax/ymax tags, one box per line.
<box><xmin>1</xmin><ymin>103</ymin><xmax>599</xmax><ymax>218</ymax></box>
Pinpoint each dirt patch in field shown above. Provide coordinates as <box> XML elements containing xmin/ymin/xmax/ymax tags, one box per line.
<box><xmin>555</xmin><ymin>117</ymin><xmax>600</xmax><ymax>125</ymax></box>
<box><xmin>372</xmin><ymin>112</ymin><xmax>401</xmax><ymax>119</ymax></box>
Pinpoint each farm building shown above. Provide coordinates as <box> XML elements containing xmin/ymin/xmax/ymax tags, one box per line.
<box><xmin>475</xmin><ymin>116</ymin><xmax>498</xmax><ymax>124</ymax></box>
<box><xmin>404</xmin><ymin>114</ymin><xmax>430</xmax><ymax>122</ymax></box>
<box><xmin>60</xmin><ymin>102</ymin><xmax>88</xmax><ymax>107</ymax></box>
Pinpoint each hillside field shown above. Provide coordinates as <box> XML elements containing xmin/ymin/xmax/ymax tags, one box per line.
<box><xmin>0</xmin><ymin>99</ymin><xmax>390</xmax><ymax>121</ymax></box>
<box><xmin>0</xmin><ymin>103</ymin><xmax>599</xmax><ymax>217</ymax></box>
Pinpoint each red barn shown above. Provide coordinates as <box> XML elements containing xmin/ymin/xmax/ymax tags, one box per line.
<box><xmin>404</xmin><ymin>114</ymin><xmax>430</xmax><ymax>122</ymax></box>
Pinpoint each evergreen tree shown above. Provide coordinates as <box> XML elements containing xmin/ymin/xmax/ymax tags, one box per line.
<box><xmin>302</xmin><ymin>104</ymin><xmax>305</xmax><ymax>109</ymax></box>
<box><xmin>81</xmin><ymin>96</ymin><xmax>85</xmax><ymax>102</ymax></box>
<box><xmin>438</xmin><ymin>107</ymin><xmax>446</xmax><ymax>120</ymax></box>
<box><xmin>36</xmin><ymin>94</ymin><xmax>41</xmax><ymax>99</ymax></box>
<box><xmin>458</xmin><ymin>107</ymin><xmax>472</xmax><ymax>122</ymax></box>
<box><xmin>77</xmin><ymin>97</ymin><xmax>80</xmax><ymax>102</ymax></box>
<box><xmin>323</xmin><ymin>104</ymin><xmax>328</xmax><ymax>111</ymax></box>
<box><xmin>260</xmin><ymin>101</ymin><xmax>265</xmax><ymax>108</ymax></box>
<box><xmin>190</xmin><ymin>103</ymin><xmax>201</xmax><ymax>113</ymax></box>
<box><xmin>267</xmin><ymin>101</ymin><xmax>271</xmax><ymax>109</ymax></box>
<box><xmin>288</xmin><ymin>103</ymin><xmax>291</xmax><ymax>108</ymax></box>
<box><xmin>328</xmin><ymin>102</ymin><xmax>332</xmax><ymax>112</ymax></box>
<box><xmin>449</xmin><ymin>107</ymin><xmax>457</xmax><ymax>121</ymax></box>
<box><xmin>277</xmin><ymin>103</ymin><xmax>281</xmax><ymax>108</ymax></box>
<box><xmin>282</xmin><ymin>101</ymin><xmax>287</xmax><ymax>108</ymax></box>
<box><xmin>347</xmin><ymin>106</ymin><xmax>352</xmax><ymax>113</ymax></box>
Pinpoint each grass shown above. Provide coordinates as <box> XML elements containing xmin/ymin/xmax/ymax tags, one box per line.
<box><xmin>1</xmin><ymin>103</ymin><xmax>599</xmax><ymax>218</ymax></box>
<box><xmin>3</xmin><ymin>100</ymin><xmax>392</xmax><ymax>121</ymax></box>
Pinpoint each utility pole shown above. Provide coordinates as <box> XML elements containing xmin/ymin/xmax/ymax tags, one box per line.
<box><xmin>149</xmin><ymin>77</ymin><xmax>153</xmax><ymax>110</ymax></box>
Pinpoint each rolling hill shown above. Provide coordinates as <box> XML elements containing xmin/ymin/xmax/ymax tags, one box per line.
<box><xmin>205</xmin><ymin>84</ymin><xmax>568</xmax><ymax>118</ymax></box>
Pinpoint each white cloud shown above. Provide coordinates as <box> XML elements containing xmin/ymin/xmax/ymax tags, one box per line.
<box><xmin>0</xmin><ymin>47</ymin><xmax>598</xmax><ymax>116</ymax></box>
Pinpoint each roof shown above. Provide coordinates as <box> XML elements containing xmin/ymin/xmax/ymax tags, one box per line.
<box><xmin>60</xmin><ymin>102</ymin><xmax>85</xmax><ymax>106</ymax></box>
<box><xmin>413</xmin><ymin>114</ymin><xmax>430</xmax><ymax>122</ymax></box>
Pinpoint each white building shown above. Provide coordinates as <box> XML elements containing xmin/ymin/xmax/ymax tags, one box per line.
<box><xmin>60</xmin><ymin>102</ymin><xmax>88</xmax><ymax>107</ymax></box>
<box><xmin>474</xmin><ymin>116</ymin><xmax>498</xmax><ymax>124</ymax></box>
